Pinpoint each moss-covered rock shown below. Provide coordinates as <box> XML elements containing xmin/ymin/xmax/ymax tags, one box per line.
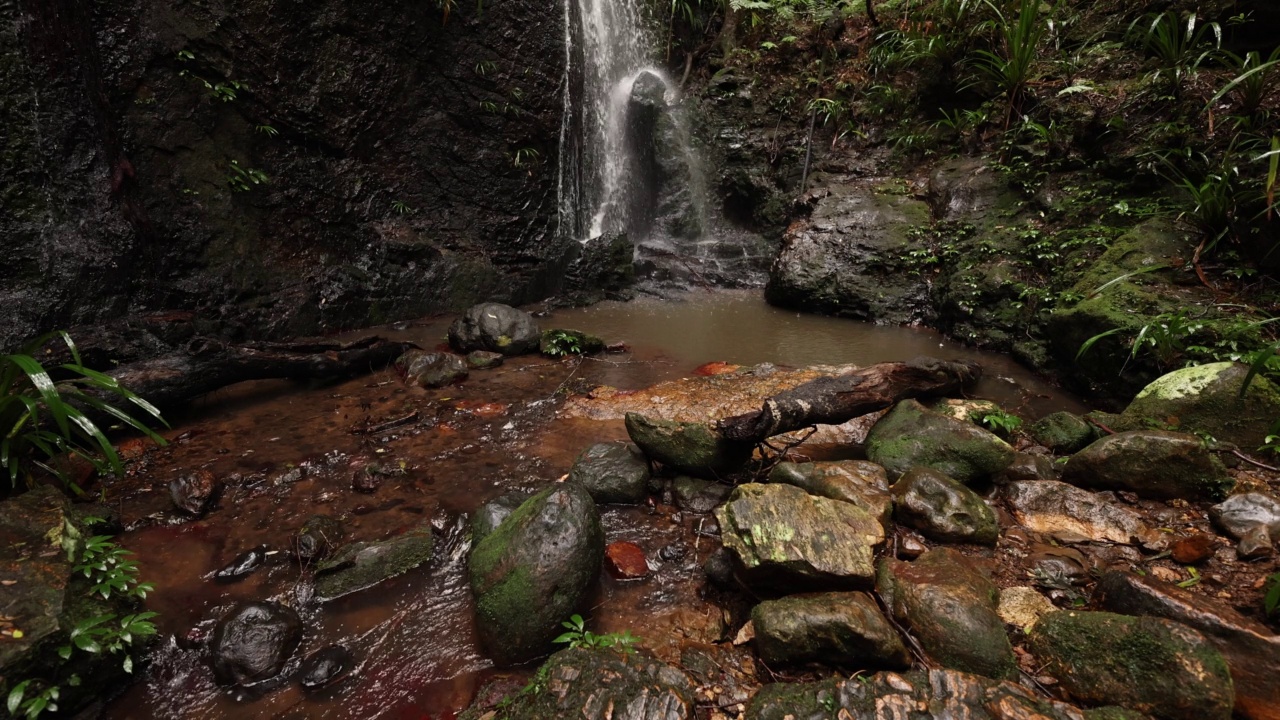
<box><xmin>891</xmin><ymin>466</ymin><xmax>999</xmax><ymax>545</ymax></box>
<box><xmin>1115</xmin><ymin>362</ymin><xmax>1280</xmax><ymax>449</ymax></box>
<box><xmin>625</xmin><ymin>412</ymin><xmax>753</xmax><ymax>477</ymax></box>
<box><xmin>715</xmin><ymin>483</ymin><xmax>884</xmax><ymax>591</ymax></box>
<box><xmin>448</xmin><ymin>303</ymin><xmax>542</xmax><ymax>356</ymax></box>
<box><xmin>314</xmin><ymin>519</ymin><xmax>435</xmax><ymax>601</ymax></box>
<box><xmin>1029</xmin><ymin>610</ymin><xmax>1234</xmax><ymax>720</ymax></box>
<box><xmin>468</xmin><ymin>483</ymin><xmax>603</xmax><ymax>666</ymax></box>
<box><xmin>751</xmin><ymin>592</ymin><xmax>909</xmax><ymax>669</ymax></box>
<box><xmin>1063</xmin><ymin>430</ymin><xmax>1233</xmax><ymax>501</ymax></box>
<box><xmin>1029</xmin><ymin>411</ymin><xmax>1098</xmax><ymax>454</ymax></box>
<box><xmin>767</xmin><ymin>460</ymin><xmax>892</xmax><ymax>528</ymax></box>
<box><xmin>865</xmin><ymin>399</ymin><xmax>1015</xmax><ymax>482</ymax></box>
<box><xmin>876</xmin><ymin>548</ymin><xmax>1017</xmax><ymax>679</ymax></box>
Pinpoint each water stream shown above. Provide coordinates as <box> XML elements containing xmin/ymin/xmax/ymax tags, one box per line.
<box><xmin>102</xmin><ymin>291</ymin><xmax>1082</xmax><ymax>720</ymax></box>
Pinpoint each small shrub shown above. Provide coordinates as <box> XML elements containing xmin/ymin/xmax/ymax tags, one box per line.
<box><xmin>552</xmin><ymin>614</ymin><xmax>639</xmax><ymax>653</ymax></box>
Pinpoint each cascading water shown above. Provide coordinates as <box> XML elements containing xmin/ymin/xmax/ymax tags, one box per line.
<box><xmin>559</xmin><ymin>0</ymin><xmax>770</xmax><ymax>287</ymax></box>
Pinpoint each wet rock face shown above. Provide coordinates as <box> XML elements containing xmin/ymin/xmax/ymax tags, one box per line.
<box><xmin>768</xmin><ymin>460</ymin><xmax>892</xmax><ymax>528</ymax></box>
<box><xmin>469</xmin><ymin>483</ymin><xmax>604</xmax><ymax>666</ymax></box>
<box><xmin>568</xmin><ymin>442</ymin><xmax>651</xmax><ymax>505</ymax></box>
<box><xmin>876</xmin><ymin>548</ymin><xmax>1016</xmax><ymax>680</ymax></box>
<box><xmin>1116</xmin><ymin>362</ymin><xmax>1280</xmax><ymax>448</ymax></box>
<box><xmin>396</xmin><ymin>350</ymin><xmax>469</xmax><ymax>389</ymax></box>
<box><xmin>1064</xmin><ymin>430</ymin><xmax>1233</xmax><ymax>500</ymax></box>
<box><xmin>890</xmin><ymin>466</ymin><xmax>998</xmax><ymax>545</ymax></box>
<box><xmin>1</xmin><ymin>0</ymin><xmax>566</xmax><ymax>353</ymax></box>
<box><xmin>1096</xmin><ymin>571</ymin><xmax>1280</xmax><ymax>720</ymax></box>
<box><xmin>751</xmin><ymin>592</ymin><xmax>909</xmax><ymax>669</ymax></box>
<box><xmin>716</xmin><ymin>483</ymin><xmax>884</xmax><ymax>591</ymax></box>
<box><xmin>1029</xmin><ymin>610</ymin><xmax>1234</xmax><ymax>720</ymax></box>
<box><xmin>483</xmin><ymin>647</ymin><xmax>697</xmax><ymax>720</ymax></box>
<box><xmin>865</xmin><ymin>399</ymin><xmax>1015</xmax><ymax>482</ymax></box>
<box><xmin>448</xmin><ymin>304</ymin><xmax>542</xmax><ymax>357</ymax></box>
<box><xmin>210</xmin><ymin>601</ymin><xmax>303</xmax><ymax>686</ymax></box>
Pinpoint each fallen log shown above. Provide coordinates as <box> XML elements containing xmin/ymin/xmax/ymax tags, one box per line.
<box><xmin>107</xmin><ymin>336</ymin><xmax>416</xmax><ymax>412</ymax></box>
<box><xmin>715</xmin><ymin>357</ymin><xmax>982</xmax><ymax>443</ymax></box>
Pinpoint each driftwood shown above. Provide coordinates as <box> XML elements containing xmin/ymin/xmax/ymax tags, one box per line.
<box><xmin>107</xmin><ymin>336</ymin><xmax>415</xmax><ymax>412</ymax></box>
<box><xmin>716</xmin><ymin>357</ymin><xmax>982</xmax><ymax>443</ymax></box>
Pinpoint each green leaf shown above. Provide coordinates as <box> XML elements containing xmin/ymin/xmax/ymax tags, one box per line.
<box><xmin>1076</xmin><ymin>328</ymin><xmax>1124</xmax><ymax>361</ymax></box>
<box><xmin>8</xmin><ymin>681</ymin><xmax>30</xmax><ymax>715</ymax></box>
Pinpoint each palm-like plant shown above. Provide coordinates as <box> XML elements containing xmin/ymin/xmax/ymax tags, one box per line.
<box><xmin>1</xmin><ymin>333</ymin><xmax>166</xmax><ymax>493</ymax></box>
<box><xmin>1129</xmin><ymin>11</ymin><xmax>1221</xmax><ymax>97</ymax></box>
<box><xmin>970</xmin><ymin>0</ymin><xmax>1044</xmax><ymax>127</ymax></box>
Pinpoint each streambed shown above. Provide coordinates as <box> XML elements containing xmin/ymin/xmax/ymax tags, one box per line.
<box><xmin>101</xmin><ymin>291</ymin><xmax>1082</xmax><ymax>719</ymax></box>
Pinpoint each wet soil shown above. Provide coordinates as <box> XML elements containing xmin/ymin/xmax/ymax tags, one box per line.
<box><xmin>100</xmin><ymin>291</ymin><xmax>1089</xmax><ymax>719</ymax></box>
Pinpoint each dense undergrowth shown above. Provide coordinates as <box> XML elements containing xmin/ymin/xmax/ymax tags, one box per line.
<box><xmin>663</xmin><ymin>0</ymin><xmax>1280</xmax><ymax>399</ymax></box>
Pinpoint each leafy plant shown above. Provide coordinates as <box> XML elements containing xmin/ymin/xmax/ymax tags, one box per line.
<box><xmin>553</xmin><ymin>614</ymin><xmax>639</xmax><ymax>653</ymax></box>
<box><xmin>1265</xmin><ymin>572</ymin><xmax>1280</xmax><ymax>617</ymax></box>
<box><xmin>1128</xmin><ymin>11</ymin><xmax>1221</xmax><ymax>96</ymax></box>
<box><xmin>391</xmin><ymin>200</ymin><xmax>415</xmax><ymax>215</ymax></box>
<box><xmin>1215</xmin><ymin>49</ymin><xmax>1280</xmax><ymax>116</ymax></box>
<box><xmin>6</xmin><ymin>682</ymin><xmax>60</xmax><ymax>720</ymax></box>
<box><xmin>970</xmin><ymin>0</ymin><xmax>1044</xmax><ymax>124</ymax></box>
<box><xmin>255</xmin><ymin>124</ymin><xmax>279</xmax><ymax>137</ymax></box>
<box><xmin>970</xmin><ymin>408</ymin><xmax>1022</xmax><ymax>436</ymax></box>
<box><xmin>1</xmin><ymin>333</ymin><xmax>167</xmax><ymax>493</ymax></box>
<box><xmin>511</xmin><ymin>147</ymin><xmax>541</xmax><ymax>168</ymax></box>
<box><xmin>226</xmin><ymin>160</ymin><xmax>269</xmax><ymax>193</ymax></box>
<box><xmin>542</xmin><ymin>330</ymin><xmax>584</xmax><ymax>358</ymax></box>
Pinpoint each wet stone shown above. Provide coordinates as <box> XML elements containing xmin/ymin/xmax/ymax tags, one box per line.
<box><xmin>470</xmin><ymin>490</ymin><xmax>532</xmax><ymax>546</ymax></box>
<box><xmin>1029</xmin><ymin>411</ymin><xmax>1096</xmax><ymax>455</ymax></box>
<box><xmin>625</xmin><ymin>412</ymin><xmax>753</xmax><ymax>477</ymax></box>
<box><xmin>998</xmin><ymin>452</ymin><xmax>1058</xmax><ymax>482</ymax></box>
<box><xmin>210</xmin><ymin>601</ymin><xmax>303</xmax><ymax>687</ymax></box>
<box><xmin>1063</xmin><ymin>430</ymin><xmax>1233</xmax><ymax>501</ymax></box>
<box><xmin>605</xmin><ymin>541</ymin><xmax>649</xmax><ymax>579</ymax></box>
<box><xmin>751</xmin><ymin>591</ymin><xmax>909</xmax><ymax>669</ymax></box>
<box><xmin>297</xmin><ymin>645</ymin><xmax>353</xmax><ymax>690</ymax></box>
<box><xmin>768</xmin><ymin>460</ymin><xmax>892</xmax><ymax>528</ymax></box>
<box><xmin>293</xmin><ymin>515</ymin><xmax>344</xmax><ymax>562</ymax></box>
<box><xmin>448</xmin><ymin>302</ymin><xmax>541</xmax><ymax>356</ymax></box>
<box><xmin>214</xmin><ymin>545</ymin><xmax>269</xmax><ymax>582</ymax></box>
<box><xmin>865</xmin><ymin>399</ymin><xmax>1015</xmax><ymax>483</ymax></box>
<box><xmin>568</xmin><ymin>442</ymin><xmax>651</xmax><ymax>505</ymax></box>
<box><xmin>1237</xmin><ymin>525</ymin><xmax>1275</xmax><ymax>559</ymax></box>
<box><xmin>170</xmin><ymin>469</ymin><xmax>220</xmax><ymax>516</ymax></box>
<box><xmin>313</xmin><ymin>519</ymin><xmax>435</xmax><ymax>601</ymax></box>
<box><xmin>1003</xmin><ymin>480</ymin><xmax>1159</xmax><ymax>546</ymax></box>
<box><xmin>1209</xmin><ymin>492</ymin><xmax>1280</xmax><ymax>543</ymax></box>
<box><xmin>396</xmin><ymin>350</ymin><xmax>468</xmax><ymax>389</ymax></box>
<box><xmin>1029</xmin><ymin>610</ymin><xmax>1234</xmax><ymax>720</ymax></box>
<box><xmin>465</xmin><ymin>350</ymin><xmax>504</xmax><ymax>369</ymax></box>
<box><xmin>704</xmin><ymin>547</ymin><xmax>737</xmax><ymax>588</ymax></box>
<box><xmin>890</xmin><ymin>466</ymin><xmax>998</xmax><ymax>545</ymax></box>
<box><xmin>671</xmin><ymin>475</ymin><xmax>732</xmax><ymax>513</ymax></box>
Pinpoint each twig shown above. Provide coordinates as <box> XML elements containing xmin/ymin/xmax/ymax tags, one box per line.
<box><xmin>1086</xmin><ymin>417</ymin><xmax>1117</xmax><ymax>436</ymax></box>
<box><xmin>351</xmin><ymin>411</ymin><xmax>419</xmax><ymax>435</ymax></box>
<box><xmin>1232</xmin><ymin>449</ymin><xmax>1280</xmax><ymax>472</ymax></box>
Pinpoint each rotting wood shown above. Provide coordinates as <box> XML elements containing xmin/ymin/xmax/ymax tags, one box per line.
<box><xmin>716</xmin><ymin>357</ymin><xmax>982</xmax><ymax>443</ymax></box>
<box><xmin>106</xmin><ymin>336</ymin><xmax>415</xmax><ymax>412</ymax></box>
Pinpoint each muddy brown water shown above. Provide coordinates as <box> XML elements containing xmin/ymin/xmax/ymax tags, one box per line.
<box><xmin>102</xmin><ymin>291</ymin><xmax>1082</xmax><ymax>719</ymax></box>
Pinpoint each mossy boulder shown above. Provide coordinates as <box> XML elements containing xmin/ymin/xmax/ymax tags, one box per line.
<box><xmin>470</xmin><ymin>491</ymin><xmax>532</xmax><ymax>546</ymax></box>
<box><xmin>1063</xmin><ymin>430</ymin><xmax>1233</xmax><ymax>501</ymax></box>
<box><xmin>314</xmin><ymin>519</ymin><xmax>436</xmax><ymax>601</ymax></box>
<box><xmin>395</xmin><ymin>350</ymin><xmax>469</xmax><ymax>388</ymax></box>
<box><xmin>624</xmin><ymin>413</ymin><xmax>753</xmax><ymax>477</ymax></box>
<box><xmin>715</xmin><ymin>483</ymin><xmax>884</xmax><ymax>591</ymax></box>
<box><xmin>1029</xmin><ymin>411</ymin><xmax>1098</xmax><ymax>454</ymax></box>
<box><xmin>468</xmin><ymin>483</ymin><xmax>604</xmax><ymax>666</ymax></box>
<box><xmin>567</xmin><ymin>442</ymin><xmax>650</xmax><ymax>505</ymax></box>
<box><xmin>877</xmin><ymin>548</ymin><xmax>1017</xmax><ymax>680</ymax></box>
<box><xmin>767</xmin><ymin>460</ymin><xmax>892</xmax><ymax>528</ymax></box>
<box><xmin>865</xmin><ymin>400</ymin><xmax>1015</xmax><ymax>482</ymax></box>
<box><xmin>1114</xmin><ymin>362</ymin><xmax>1280</xmax><ymax>448</ymax></box>
<box><xmin>891</xmin><ymin>467</ymin><xmax>999</xmax><ymax>545</ymax></box>
<box><xmin>751</xmin><ymin>591</ymin><xmax>909</xmax><ymax>669</ymax></box>
<box><xmin>1029</xmin><ymin>610</ymin><xmax>1234</xmax><ymax>720</ymax></box>
<box><xmin>448</xmin><ymin>303</ymin><xmax>541</xmax><ymax>356</ymax></box>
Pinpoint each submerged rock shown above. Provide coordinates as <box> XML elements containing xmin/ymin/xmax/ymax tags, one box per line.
<box><xmin>469</xmin><ymin>483</ymin><xmax>604</xmax><ymax>666</ymax></box>
<box><xmin>395</xmin><ymin>350</ymin><xmax>468</xmax><ymax>389</ymax></box>
<box><xmin>478</xmin><ymin>647</ymin><xmax>696</xmax><ymax>720</ymax></box>
<box><xmin>297</xmin><ymin>645</ymin><xmax>353</xmax><ymax>690</ymax></box>
<box><xmin>716</xmin><ymin>483</ymin><xmax>884</xmax><ymax>590</ymax></box>
<box><xmin>1063</xmin><ymin>430</ymin><xmax>1232</xmax><ymax>500</ymax></box>
<box><xmin>865</xmin><ymin>400</ymin><xmax>1015</xmax><ymax>482</ymax></box>
<box><xmin>1029</xmin><ymin>411</ymin><xmax>1097</xmax><ymax>454</ymax></box>
<box><xmin>1003</xmin><ymin>480</ymin><xmax>1160</xmax><ymax>546</ymax></box>
<box><xmin>465</xmin><ymin>350</ymin><xmax>504</xmax><ymax>370</ymax></box>
<box><xmin>568</xmin><ymin>442</ymin><xmax>651</xmax><ymax>505</ymax></box>
<box><xmin>1116</xmin><ymin>362</ymin><xmax>1280</xmax><ymax>448</ymax></box>
<box><xmin>314</xmin><ymin>520</ymin><xmax>435</xmax><ymax>601</ymax></box>
<box><xmin>215</xmin><ymin>545</ymin><xmax>269</xmax><ymax>582</ymax></box>
<box><xmin>1096</xmin><ymin>571</ymin><xmax>1280</xmax><ymax>720</ymax></box>
<box><xmin>1029</xmin><ymin>610</ymin><xmax>1234</xmax><ymax>720</ymax></box>
<box><xmin>624</xmin><ymin>412</ymin><xmax>753</xmax><ymax>477</ymax></box>
<box><xmin>170</xmin><ymin>469</ymin><xmax>220</xmax><ymax>516</ymax></box>
<box><xmin>751</xmin><ymin>592</ymin><xmax>909</xmax><ymax>669</ymax></box>
<box><xmin>448</xmin><ymin>303</ymin><xmax>541</xmax><ymax>356</ymax></box>
<box><xmin>293</xmin><ymin>515</ymin><xmax>344</xmax><ymax>563</ymax></box>
<box><xmin>877</xmin><ymin>548</ymin><xmax>1016</xmax><ymax>680</ymax></box>
<box><xmin>891</xmin><ymin>466</ymin><xmax>998</xmax><ymax>545</ymax></box>
<box><xmin>605</xmin><ymin>541</ymin><xmax>649</xmax><ymax>579</ymax></box>
<box><xmin>671</xmin><ymin>475</ymin><xmax>733</xmax><ymax>513</ymax></box>
<box><xmin>210</xmin><ymin>601</ymin><xmax>303</xmax><ymax>687</ymax></box>
<box><xmin>768</xmin><ymin>460</ymin><xmax>892</xmax><ymax>527</ymax></box>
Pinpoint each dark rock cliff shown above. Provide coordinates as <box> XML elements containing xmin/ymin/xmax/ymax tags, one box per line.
<box><xmin>1</xmin><ymin>0</ymin><xmax>568</xmax><ymax>352</ymax></box>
